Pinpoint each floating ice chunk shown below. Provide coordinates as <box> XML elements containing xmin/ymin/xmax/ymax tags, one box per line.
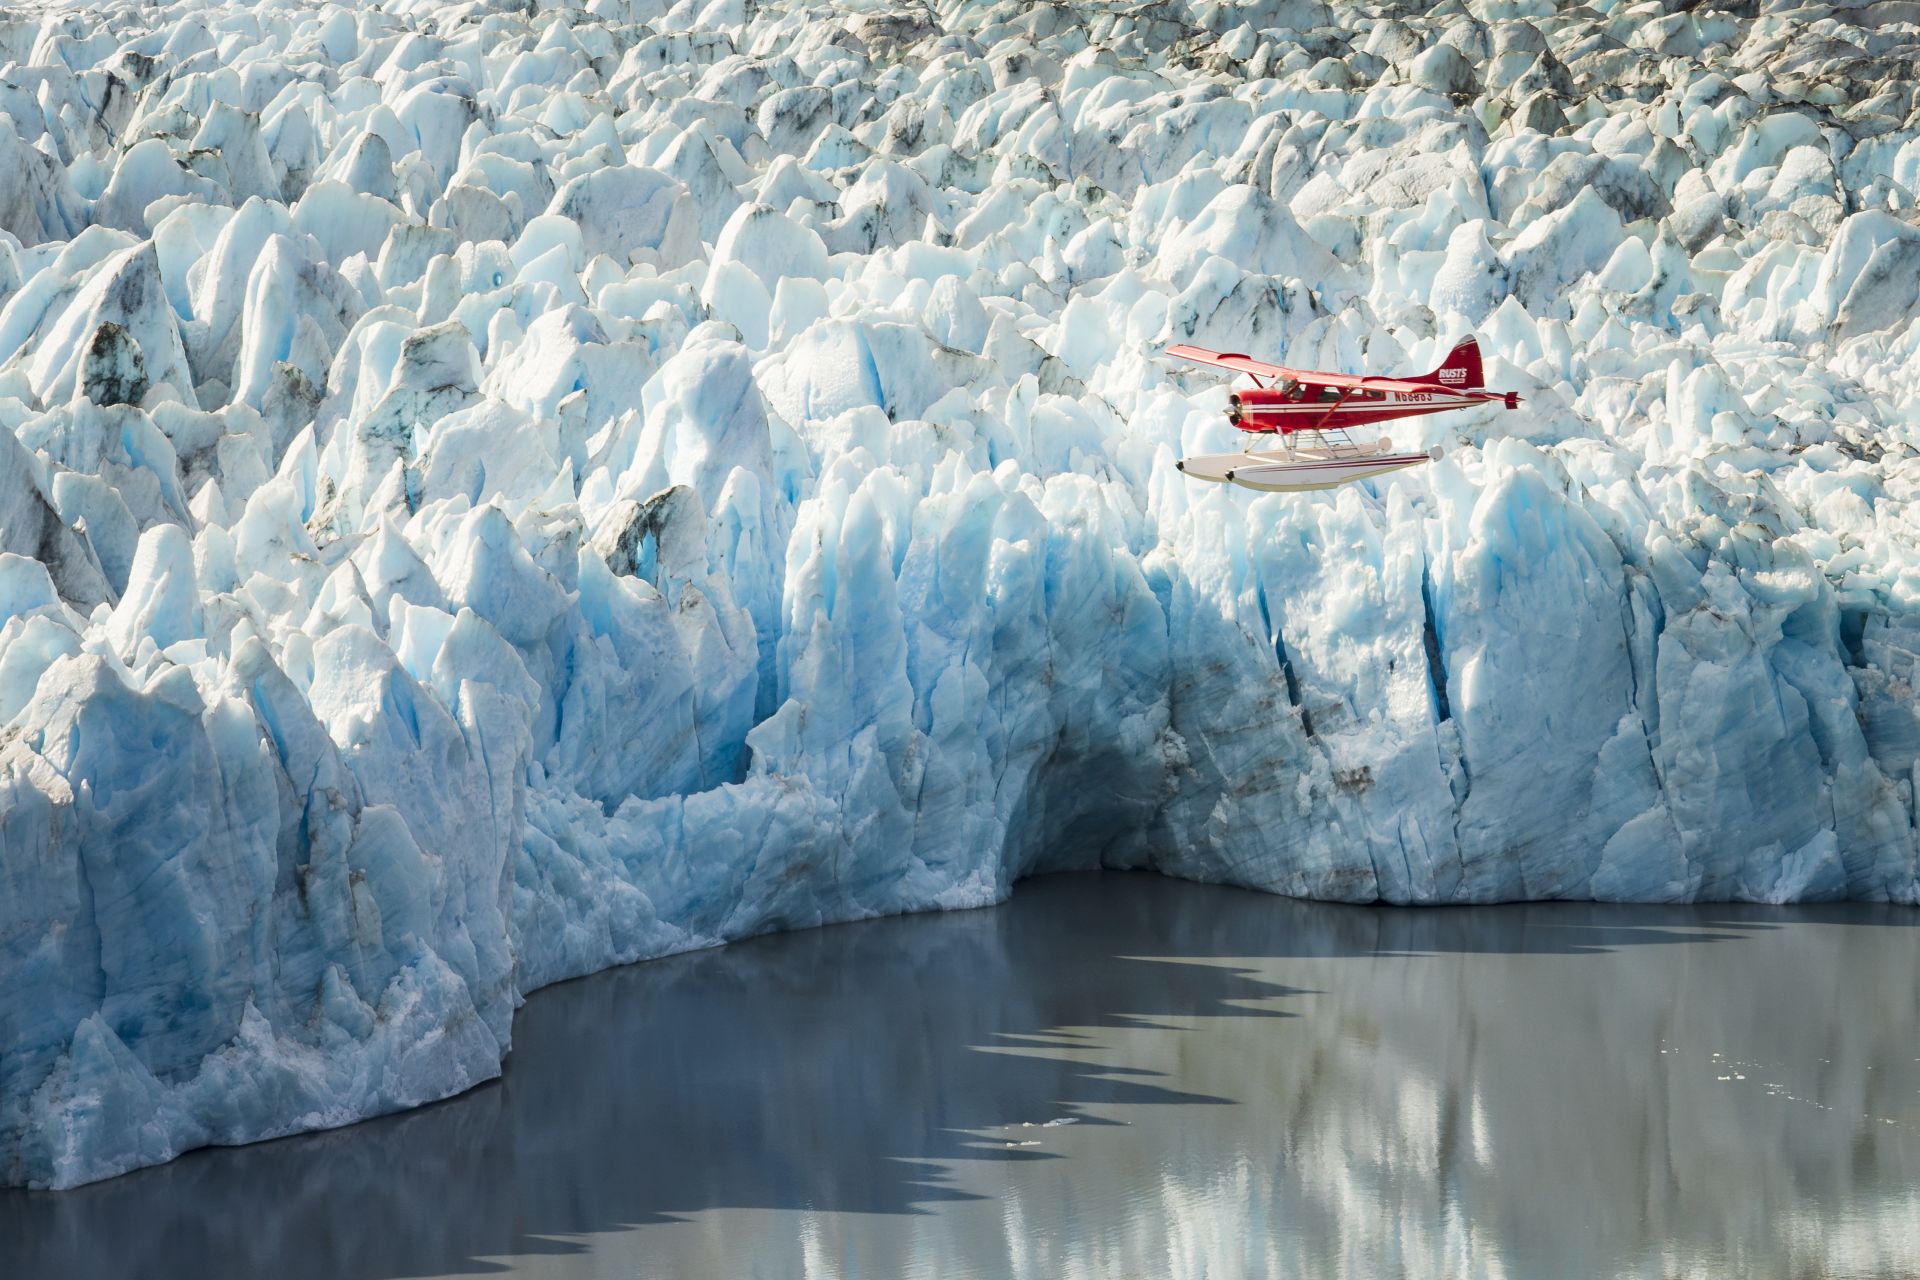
<box><xmin>0</xmin><ymin>120</ymin><xmax>86</xmax><ymax>248</ymax></box>
<box><xmin>416</xmin><ymin>400</ymin><xmax>555</xmax><ymax>508</ymax></box>
<box><xmin>925</xmin><ymin>275</ymin><xmax>987</xmax><ymax>353</ymax></box>
<box><xmin>0</xmin><ymin>610</ymin><xmax>83</xmax><ymax>725</ymax></box>
<box><xmin>1161</xmin><ymin>185</ymin><xmax>1346</xmax><ymax>289</ymax></box>
<box><xmin>390</xmin><ymin>79</ymin><xmax>478</xmax><ymax>190</ymax></box>
<box><xmin>1409</xmin><ymin>44</ymin><xmax>1478</xmax><ymax>96</ymax></box>
<box><xmin>192</xmin><ymin>106</ymin><xmax>280</xmax><ymax>206</ymax></box>
<box><xmin>1807</xmin><ymin>212</ymin><xmax>1920</xmax><ymax>340</ymax></box>
<box><xmin>625</xmin><ymin>338</ymin><xmax>774</xmax><ymax>508</ymax></box>
<box><xmin>229</xmin><ymin>234</ymin><xmax>358</xmax><ymax>411</ymax></box>
<box><xmin>768</xmin><ymin>276</ymin><xmax>830</xmax><ymax>348</ymax></box>
<box><xmin>658</xmin><ymin>121</ymin><xmax>753</xmax><ymax>242</ymax></box>
<box><xmin>1062</xmin><ymin>217</ymin><xmax>1123</xmax><ymax>284</ymax></box>
<box><xmin>105</xmin><ymin>524</ymin><xmax>200</xmax><ymax>656</ymax></box>
<box><xmin>0</xmin><ymin>552</ymin><xmax>61</xmax><ymax>627</ymax></box>
<box><xmin>25</xmin><ymin>242</ymin><xmax>196</xmax><ymax>409</ymax></box>
<box><xmin>1503</xmin><ymin>187</ymin><xmax>1624</xmax><ymax>317</ymax></box>
<box><xmin>50</xmin><ymin>471</ymin><xmax>139</xmax><ymax>596</ymax></box>
<box><xmin>79</xmin><ymin>323</ymin><xmax>150</xmax><ymax>408</ymax></box>
<box><xmin>0</xmin><ymin>427</ymin><xmax>111</xmax><ymax>607</ymax></box>
<box><xmin>712</xmin><ymin>202</ymin><xmax>831</xmax><ymax>291</ymax></box>
<box><xmin>92</xmin><ymin>138</ymin><xmax>228</xmax><ymax>235</ymax></box>
<box><xmin>187</xmin><ymin>199</ymin><xmax>292</xmax><ymax>390</ymax></box>
<box><xmin>515</xmin><ymin>243</ymin><xmax>589</xmax><ymax>306</ymax></box>
<box><xmin>1711</xmin><ymin>110</ymin><xmax>1824</xmax><ymax>188</ymax></box>
<box><xmin>702</xmin><ymin>258</ymin><xmax>773</xmax><ymax>349</ymax></box>
<box><xmin>548</xmin><ymin>165</ymin><xmax>701</xmax><ymax>269</ymax></box>
<box><xmin>480</xmin><ymin>306</ymin><xmax>655</xmax><ymax>472</ymax></box>
<box><xmin>292</xmin><ymin>181</ymin><xmax>406</xmax><ymax>266</ymax></box>
<box><xmin>511</xmin><ymin>214</ymin><xmax>586</xmax><ymax>274</ymax></box>
<box><xmin>1161</xmin><ymin>256</ymin><xmax>1321</xmax><ymax>354</ymax></box>
<box><xmin>756</xmin><ymin>320</ymin><xmax>885</xmax><ymax>425</ymax></box>
<box><xmin>1430</xmin><ymin>221</ymin><xmax>1510</xmax><ymax>322</ymax></box>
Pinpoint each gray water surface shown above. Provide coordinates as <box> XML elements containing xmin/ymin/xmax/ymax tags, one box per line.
<box><xmin>6</xmin><ymin>874</ymin><xmax>1918</xmax><ymax>1279</ymax></box>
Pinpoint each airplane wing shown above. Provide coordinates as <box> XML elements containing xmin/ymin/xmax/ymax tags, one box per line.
<box><xmin>1163</xmin><ymin>344</ymin><xmax>1297</xmax><ymax>382</ymax></box>
<box><xmin>1167</xmin><ymin>343</ymin><xmax>1510</xmax><ymax>399</ymax></box>
<box><xmin>1168</xmin><ymin>345</ymin><xmax>1429</xmax><ymax>391</ymax></box>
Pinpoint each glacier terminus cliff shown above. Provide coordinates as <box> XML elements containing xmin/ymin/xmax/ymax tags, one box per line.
<box><xmin>2</xmin><ymin>0</ymin><xmax>1920</xmax><ymax>1188</ymax></box>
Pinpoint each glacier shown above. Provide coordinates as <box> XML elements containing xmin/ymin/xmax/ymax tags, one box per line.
<box><xmin>2</xmin><ymin>0</ymin><xmax>1920</xmax><ymax>1189</ymax></box>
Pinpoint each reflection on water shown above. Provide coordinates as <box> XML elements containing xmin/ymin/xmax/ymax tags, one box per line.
<box><xmin>5</xmin><ymin>874</ymin><xmax>1918</xmax><ymax>1279</ymax></box>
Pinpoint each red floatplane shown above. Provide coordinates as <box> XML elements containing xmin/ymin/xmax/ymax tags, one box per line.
<box><xmin>1167</xmin><ymin>336</ymin><xmax>1521</xmax><ymax>492</ymax></box>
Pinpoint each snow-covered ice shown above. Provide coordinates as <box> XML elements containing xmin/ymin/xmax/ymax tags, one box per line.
<box><xmin>3</xmin><ymin>0</ymin><xmax>1920</xmax><ymax>1187</ymax></box>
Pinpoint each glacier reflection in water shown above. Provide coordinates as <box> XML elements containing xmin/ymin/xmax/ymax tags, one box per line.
<box><xmin>5</xmin><ymin>873</ymin><xmax>1918</xmax><ymax>1279</ymax></box>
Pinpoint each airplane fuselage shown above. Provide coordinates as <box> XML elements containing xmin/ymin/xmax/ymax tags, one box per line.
<box><xmin>1228</xmin><ymin>388</ymin><xmax>1500</xmax><ymax>434</ymax></box>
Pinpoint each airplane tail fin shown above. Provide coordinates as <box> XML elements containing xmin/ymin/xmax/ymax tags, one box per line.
<box><xmin>1420</xmin><ymin>337</ymin><xmax>1484</xmax><ymax>391</ymax></box>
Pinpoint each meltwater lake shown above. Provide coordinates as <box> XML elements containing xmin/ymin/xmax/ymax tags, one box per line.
<box><xmin>6</xmin><ymin>874</ymin><xmax>1918</xmax><ymax>1279</ymax></box>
